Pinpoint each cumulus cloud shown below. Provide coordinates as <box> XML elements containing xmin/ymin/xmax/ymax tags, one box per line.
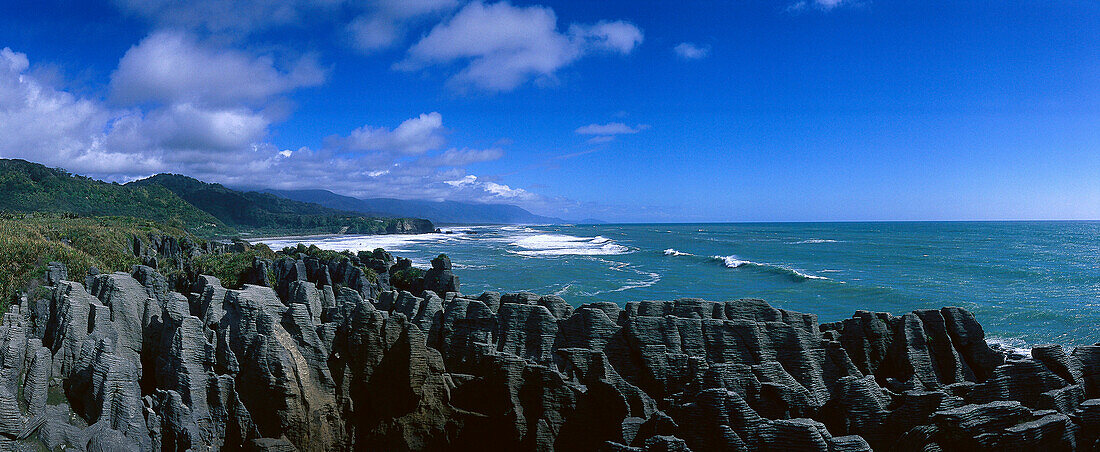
<box><xmin>347</xmin><ymin>0</ymin><xmax>460</xmax><ymax>52</ymax></box>
<box><xmin>138</xmin><ymin>103</ymin><xmax>271</xmax><ymax>151</ymax></box>
<box><xmin>113</xmin><ymin>0</ymin><xmax>343</xmax><ymax>37</ymax></box>
<box><xmin>445</xmin><ymin>174</ymin><xmax>536</xmax><ymax>201</ymax></box>
<box><xmin>673</xmin><ymin>42</ymin><xmax>710</xmax><ymax>60</ymax></box>
<box><xmin>569</xmin><ymin>21</ymin><xmax>645</xmax><ymax>54</ymax></box>
<box><xmin>332</xmin><ymin>112</ymin><xmax>447</xmax><ymax>155</ymax></box>
<box><xmin>0</xmin><ymin>47</ymin><xmax>161</xmax><ymax>176</ymax></box>
<box><xmin>397</xmin><ymin>1</ymin><xmax>642</xmax><ymax>91</ymax></box>
<box><xmin>110</xmin><ymin>31</ymin><xmax>325</xmax><ymax>107</ymax></box>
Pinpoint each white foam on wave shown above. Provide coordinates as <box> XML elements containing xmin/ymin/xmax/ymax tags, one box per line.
<box><xmin>509</xmin><ymin>234</ymin><xmax>629</xmax><ymax>256</ymax></box>
<box><xmin>664</xmin><ymin>248</ymin><xmax>693</xmax><ymax>256</ymax></box>
<box><xmin>712</xmin><ymin>255</ymin><xmax>829</xmax><ymax>281</ymax></box>
<box><xmin>786</xmin><ymin>268</ymin><xmax>829</xmax><ymax>280</ymax></box>
<box><xmin>713</xmin><ymin>255</ymin><xmax>752</xmax><ymax>268</ymax></box>
<box><xmin>986</xmin><ymin>337</ymin><xmax>1033</xmax><ymax>358</ymax></box>
<box><xmin>790</xmin><ymin>239</ymin><xmax>841</xmax><ymax>244</ymax></box>
<box><xmin>585</xmin><ymin>258</ymin><xmax>661</xmax><ymax>294</ymax></box>
<box><xmin>258</xmin><ymin>232</ymin><xmax>455</xmax><ymax>253</ymax></box>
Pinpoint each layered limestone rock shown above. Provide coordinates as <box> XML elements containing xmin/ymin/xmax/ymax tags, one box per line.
<box><xmin>7</xmin><ymin>259</ymin><xmax>1100</xmax><ymax>451</ymax></box>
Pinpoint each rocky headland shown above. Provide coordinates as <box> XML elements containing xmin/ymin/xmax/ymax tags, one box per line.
<box><xmin>0</xmin><ymin>234</ymin><xmax>1097</xmax><ymax>451</ymax></box>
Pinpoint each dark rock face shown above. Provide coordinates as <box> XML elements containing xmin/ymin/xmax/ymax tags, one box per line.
<box><xmin>7</xmin><ymin>259</ymin><xmax>1100</xmax><ymax>450</ymax></box>
<box><xmin>422</xmin><ymin>255</ymin><xmax>459</xmax><ymax>297</ymax></box>
<box><xmin>386</xmin><ymin>218</ymin><xmax>436</xmax><ymax>234</ymax></box>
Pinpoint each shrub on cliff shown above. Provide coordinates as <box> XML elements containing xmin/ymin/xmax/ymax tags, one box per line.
<box><xmin>392</xmin><ymin>267</ymin><xmax>425</xmax><ymax>293</ymax></box>
<box><xmin>190</xmin><ymin>245</ymin><xmax>277</xmax><ymax>288</ymax></box>
<box><xmin>0</xmin><ymin>213</ymin><xmax>185</xmax><ymax>311</ymax></box>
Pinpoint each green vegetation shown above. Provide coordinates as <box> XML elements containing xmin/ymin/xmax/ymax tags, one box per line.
<box><xmin>191</xmin><ymin>245</ymin><xmax>277</xmax><ymax>288</ymax></box>
<box><xmin>0</xmin><ymin>159</ymin><xmax>434</xmax><ymax>239</ymax></box>
<box><xmin>129</xmin><ymin>174</ymin><xmax>433</xmax><ymax>236</ymax></box>
<box><xmin>0</xmin><ymin>159</ymin><xmax>228</xmax><ymax>234</ymax></box>
<box><xmin>391</xmin><ymin>267</ymin><xmax>425</xmax><ymax>293</ymax></box>
<box><xmin>0</xmin><ymin>212</ymin><xmax>185</xmax><ymax>310</ymax></box>
<box><xmin>0</xmin><ymin>159</ymin><xmax>438</xmax><ymax>313</ymax></box>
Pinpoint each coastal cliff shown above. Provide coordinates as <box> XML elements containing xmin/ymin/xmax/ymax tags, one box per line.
<box><xmin>1</xmin><ymin>240</ymin><xmax>1097</xmax><ymax>451</ymax></box>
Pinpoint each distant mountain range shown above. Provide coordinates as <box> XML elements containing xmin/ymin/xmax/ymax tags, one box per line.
<box><xmin>129</xmin><ymin>175</ymin><xmax>435</xmax><ymax>235</ymax></box>
<box><xmin>261</xmin><ymin>188</ymin><xmax>564</xmax><ymax>225</ymax></box>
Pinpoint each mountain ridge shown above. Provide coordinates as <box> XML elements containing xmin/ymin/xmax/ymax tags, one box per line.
<box><xmin>129</xmin><ymin>174</ymin><xmax>435</xmax><ymax>235</ymax></box>
<box><xmin>0</xmin><ymin>159</ymin><xmax>435</xmax><ymax>237</ymax></box>
<box><xmin>0</xmin><ymin>159</ymin><xmax>227</xmax><ymax>233</ymax></box>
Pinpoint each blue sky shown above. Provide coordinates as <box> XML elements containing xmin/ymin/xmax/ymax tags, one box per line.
<box><xmin>1</xmin><ymin>1</ymin><xmax>1098</xmax><ymax>222</ymax></box>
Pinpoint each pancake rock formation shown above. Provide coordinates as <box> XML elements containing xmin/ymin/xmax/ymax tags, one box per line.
<box><xmin>4</xmin><ymin>255</ymin><xmax>1100</xmax><ymax>451</ymax></box>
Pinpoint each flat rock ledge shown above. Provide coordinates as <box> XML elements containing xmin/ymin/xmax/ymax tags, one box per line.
<box><xmin>2</xmin><ymin>262</ymin><xmax>1099</xmax><ymax>451</ymax></box>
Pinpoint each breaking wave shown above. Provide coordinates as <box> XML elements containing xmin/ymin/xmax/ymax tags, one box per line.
<box><xmin>711</xmin><ymin>255</ymin><xmax>828</xmax><ymax>281</ymax></box>
<box><xmin>986</xmin><ymin>337</ymin><xmax>1033</xmax><ymax>359</ymax></box>
<box><xmin>790</xmin><ymin>239</ymin><xmax>841</xmax><ymax>244</ymax></box>
<box><xmin>509</xmin><ymin>234</ymin><xmax>630</xmax><ymax>256</ymax></box>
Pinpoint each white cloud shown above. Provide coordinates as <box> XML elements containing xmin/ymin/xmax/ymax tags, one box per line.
<box><xmin>336</xmin><ymin>112</ymin><xmax>447</xmax><ymax>155</ymax></box>
<box><xmin>444</xmin><ymin>174</ymin><xmax>478</xmax><ymax>187</ymax></box>
<box><xmin>347</xmin><ymin>0</ymin><xmax>460</xmax><ymax>52</ymax></box>
<box><xmin>140</xmin><ymin>103</ymin><xmax>271</xmax><ymax>151</ymax></box>
<box><xmin>421</xmin><ymin>147</ymin><xmax>504</xmax><ymax>166</ymax></box>
<box><xmin>445</xmin><ymin>174</ymin><xmax>535</xmax><ymax>201</ymax></box>
<box><xmin>585</xmin><ymin>135</ymin><xmax>616</xmax><ymax>144</ymax></box>
<box><xmin>113</xmin><ymin>0</ymin><xmax>344</xmax><ymax>36</ymax></box>
<box><xmin>0</xmin><ymin>47</ymin><xmax>161</xmax><ymax>176</ymax></box>
<box><xmin>110</xmin><ymin>31</ymin><xmax>325</xmax><ymax>107</ymax></box>
<box><xmin>570</xmin><ymin>21</ymin><xmax>644</xmax><ymax>55</ymax></box>
<box><xmin>673</xmin><ymin>42</ymin><xmax>710</xmax><ymax>60</ymax></box>
<box><xmin>788</xmin><ymin>0</ymin><xmax>860</xmax><ymax>12</ymax></box>
<box><xmin>575</xmin><ymin>122</ymin><xmax>647</xmax><ymax>135</ymax></box>
<box><xmin>397</xmin><ymin>1</ymin><xmax>642</xmax><ymax>92</ymax></box>
<box><xmin>575</xmin><ymin>121</ymin><xmax>649</xmax><ymax>144</ymax></box>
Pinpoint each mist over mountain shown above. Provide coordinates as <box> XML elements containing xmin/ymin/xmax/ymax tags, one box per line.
<box><xmin>261</xmin><ymin>188</ymin><xmax>564</xmax><ymax>225</ymax></box>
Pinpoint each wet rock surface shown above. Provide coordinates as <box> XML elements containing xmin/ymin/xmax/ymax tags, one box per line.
<box><xmin>6</xmin><ymin>258</ymin><xmax>1100</xmax><ymax>451</ymax></box>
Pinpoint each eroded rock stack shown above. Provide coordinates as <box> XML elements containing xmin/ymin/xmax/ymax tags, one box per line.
<box><xmin>3</xmin><ymin>257</ymin><xmax>1100</xmax><ymax>451</ymax></box>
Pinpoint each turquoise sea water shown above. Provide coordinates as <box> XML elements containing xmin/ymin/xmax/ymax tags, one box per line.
<box><xmin>261</xmin><ymin>222</ymin><xmax>1100</xmax><ymax>347</ymax></box>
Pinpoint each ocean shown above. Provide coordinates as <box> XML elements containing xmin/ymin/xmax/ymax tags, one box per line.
<box><xmin>259</xmin><ymin>222</ymin><xmax>1100</xmax><ymax>347</ymax></box>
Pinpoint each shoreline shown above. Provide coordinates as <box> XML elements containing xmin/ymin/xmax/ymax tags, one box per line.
<box><xmin>242</xmin><ymin>229</ymin><xmax>443</xmax><ymax>242</ymax></box>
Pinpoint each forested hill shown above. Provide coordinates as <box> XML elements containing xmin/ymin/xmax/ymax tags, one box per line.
<box><xmin>0</xmin><ymin>159</ymin><xmax>435</xmax><ymax>237</ymax></box>
<box><xmin>0</xmin><ymin>159</ymin><xmax>226</xmax><ymax>233</ymax></box>
<box><xmin>128</xmin><ymin>174</ymin><xmax>435</xmax><ymax>235</ymax></box>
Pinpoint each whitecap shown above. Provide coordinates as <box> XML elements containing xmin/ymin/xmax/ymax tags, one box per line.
<box><xmin>552</xmin><ymin>283</ymin><xmax>575</xmax><ymax>296</ymax></box>
<box><xmin>986</xmin><ymin>337</ymin><xmax>1033</xmax><ymax>359</ymax></box>
<box><xmin>509</xmin><ymin>233</ymin><xmax>629</xmax><ymax>256</ymax></box>
<box><xmin>712</xmin><ymin>255</ymin><xmax>751</xmax><ymax>268</ymax></box>
<box><xmin>790</xmin><ymin>239</ymin><xmax>840</xmax><ymax>244</ymax></box>
<box><xmin>585</xmin><ymin>258</ymin><xmax>661</xmax><ymax>294</ymax></box>
<box><xmin>785</xmin><ymin>268</ymin><xmax>829</xmax><ymax>280</ymax></box>
<box><xmin>664</xmin><ymin>248</ymin><xmax>693</xmax><ymax>256</ymax></box>
<box><xmin>258</xmin><ymin>232</ymin><xmax>457</xmax><ymax>253</ymax></box>
<box><xmin>604</xmin><ymin>270</ymin><xmax>661</xmax><ymax>293</ymax></box>
<box><xmin>712</xmin><ymin>255</ymin><xmax>829</xmax><ymax>281</ymax></box>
